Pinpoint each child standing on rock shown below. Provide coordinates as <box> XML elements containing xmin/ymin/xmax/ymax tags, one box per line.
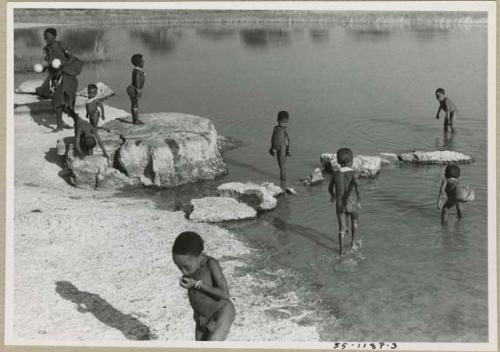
<box><xmin>328</xmin><ymin>148</ymin><xmax>360</xmax><ymax>255</ymax></box>
<box><xmin>269</xmin><ymin>111</ymin><xmax>291</xmax><ymax>187</ymax></box>
<box><xmin>85</xmin><ymin>84</ymin><xmax>105</xmax><ymax>128</ymax></box>
<box><xmin>172</xmin><ymin>231</ymin><xmax>235</xmax><ymax>341</ymax></box>
<box><xmin>126</xmin><ymin>54</ymin><xmax>145</xmax><ymax>125</ymax></box>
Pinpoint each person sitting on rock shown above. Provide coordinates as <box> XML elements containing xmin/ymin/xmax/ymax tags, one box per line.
<box><xmin>436</xmin><ymin>164</ymin><xmax>473</xmax><ymax>224</ymax></box>
<box><xmin>172</xmin><ymin>231</ymin><xmax>235</xmax><ymax>341</ymax></box>
<box><xmin>85</xmin><ymin>84</ymin><xmax>105</xmax><ymax>128</ymax></box>
<box><xmin>70</xmin><ymin>111</ymin><xmax>109</xmax><ymax>161</ymax></box>
<box><xmin>328</xmin><ymin>148</ymin><xmax>360</xmax><ymax>255</ymax></box>
<box><xmin>126</xmin><ymin>53</ymin><xmax>145</xmax><ymax>125</ymax></box>
<box><xmin>269</xmin><ymin>110</ymin><xmax>291</xmax><ymax>185</ymax></box>
<box><xmin>435</xmin><ymin>88</ymin><xmax>458</xmax><ymax>133</ymax></box>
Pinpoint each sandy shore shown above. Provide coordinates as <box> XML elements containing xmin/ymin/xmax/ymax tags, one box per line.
<box><xmin>12</xmin><ymin>99</ymin><xmax>321</xmax><ymax>342</ymax></box>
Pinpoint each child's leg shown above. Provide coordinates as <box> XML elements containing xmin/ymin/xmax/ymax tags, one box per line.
<box><xmin>336</xmin><ymin>210</ymin><xmax>347</xmax><ymax>254</ymax></box>
<box><xmin>441</xmin><ymin>206</ymin><xmax>449</xmax><ymax>224</ymax></box>
<box><xmin>90</xmin><ymin>114</ymin><xmax>99</xmax><ymax>128</ymax></box>
<box><xmin>195</xmin><ymin>324</ymin><xmax>206</xmax><ymax>341</ymax></box>
<box><xmin>450</xmin><ymin>111</ymin><xmax>456</xmax><ymax>132</ymax></box>
<box><xmin>207</xmin><ymin>302</ymin><xmax>236</xmax><ymax>341</ymax></box>
<box><xmin>443</xmin><ymin>117</ymin><xmax>449</xmax><ymax>132</ymax></box>
<box><xmin>350</xmin><ymin>210</ymin><xmax>359</xmax><ymax>247</ymax></box>
<box><xmin>456</xmin><ymin>203</ymin><xmax>463</xmax><ymax>219</ymax></box>
<box><xmin>276</xmin><ymin>148</ymin><xmax>287</xmax><ymax>181</ymax></box>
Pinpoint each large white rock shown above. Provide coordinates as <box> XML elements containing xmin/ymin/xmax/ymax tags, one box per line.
<box><xmin>320</xmin><ymin>153</ymin><xmax>382</xmax><ymax>177</ymax></box>
<box><xmin>104</xmin><ymin>113</ymin><xmax>227</xmax><ymax>188</ymax></box>
<box><xmin>302</xmin><ymin>168</ymin><xmax>324</xmax><ymax>185</ymax></box>
<box><xmin>217</xmin><ymin>182</ymin><xmax>284</xmax><ymax>211</ymax></box>
<box><xmin>188</xmin><ymin>197</ymin><xmax>257</xmax><ymax>222</ymax></box>
<box><xmin>397</xmin><ymin>150</ymin><xmax>473</xmax><ymax>164</ymax></box>
<box><xmin>66</xmin><ymin>144</ymin><xmax>136</xmax><ymax>190</ymax></box>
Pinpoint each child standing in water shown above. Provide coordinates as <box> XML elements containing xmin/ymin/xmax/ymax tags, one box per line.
<box><xmin>435</xmin><ymin>88</ymin><xmax>458</xmax><ymax>132</ymax></box>
<box><xmin>437</xmin><ymin>164</ymin><xmax>474</xmax><ymax>224</ymax></box>
<box><xmin>172</xmin><ymin>231</ymin><xmax>235</xmax><ymax>341</ymax></box>
<box><xmin>269</xmin><ymin>111</ymin><xmax>291</xmax><ymax>185</ymax></box>
<box><xmin>85</xmin><ymin>84</ymin><xmax>105</xmax><ymax>128</ymax></box>
<box><xmin>126</xmin><ymin>54</ymin><xmax>145</xmax><ymax>125</ymax></box>
<box><xmin>328</xmin><ymin>148</ymin><xmax>360</xmax><ymax>255</ymax></box>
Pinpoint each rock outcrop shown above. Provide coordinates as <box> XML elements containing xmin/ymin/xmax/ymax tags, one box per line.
<box><xmin>102</xmin><ymin>113</ymin><xmax>227</xmax><ymax>188</ymax></box>
<box><xmin>320</xmin><ymin>153</ymin><xmax>382</xmax><ymax>177</ymax></box>
<box><xmin>302</xmin><ymin>168</ymin><xmax>324</xmax><ymax>185</ymax></box>
<box><xmin>217</xmin><ymin>182</ymin><xmax>284</xmax><ymax>211</ymax></box>
<box><xmin>397</xmin><ymin>150</ymin><xmax>473</xmax><ymax>164</ymax></box>
<box><xmin>217</xmin><ymin>135</ymin><xmax>243</xmax><ymax>153</ymax></box>
<box><xmin>188</xmin><ymin>197</ymin><xmax>257</xmax><ymax>222</ymax></box>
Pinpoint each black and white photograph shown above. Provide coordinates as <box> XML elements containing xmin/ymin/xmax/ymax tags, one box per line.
<box><xmin>5</xmin><ymin>1</ymin><xmax>497</xmax><ymax>350</ymax></box>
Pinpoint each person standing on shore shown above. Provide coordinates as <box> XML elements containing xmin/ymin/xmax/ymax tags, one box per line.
<box><xmin>126</xmin><ymin>54</ymin><xmax>145</xmax><ymax>125</ymax></box>
<box><xmin>269</xmin><ymin>111</ymin><xmax>291</xmax><ymax>187</ymax></box>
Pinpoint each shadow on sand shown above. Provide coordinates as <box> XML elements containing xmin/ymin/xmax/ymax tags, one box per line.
<box><xmin>55</xmin><ymin>281</ymin><xmax>156</xmax><ymax>340</ymax></box>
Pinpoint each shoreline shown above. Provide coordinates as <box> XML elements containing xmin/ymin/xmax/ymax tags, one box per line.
<box><xmin>12</xmin><ymin>88</ymin><xmax>323</xmax><ymax>342</ymax></box>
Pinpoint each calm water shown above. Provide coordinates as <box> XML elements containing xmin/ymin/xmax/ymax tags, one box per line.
<box><xmin>15</xmin><ymin>21</ymin><xmax>489</xmax><ymax>342</ymax></box>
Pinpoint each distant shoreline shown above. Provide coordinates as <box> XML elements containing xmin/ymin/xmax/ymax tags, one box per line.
<box><xmin>14</xmin><ymin>9</ymin><xmax>487</xmax><ymax>27</ymax></box>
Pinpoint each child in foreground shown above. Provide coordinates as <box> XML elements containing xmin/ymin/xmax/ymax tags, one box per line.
<box><xmin>85</xmin><ymin>84</ymin><xmax>105</xmax><ymax>128</ymax></box>
<box><xmin>172</xmin><ymin>232</ymin><xmax>235</xmax><ymax>341</ymax></box>
<box><xmin>328</xmin><ymin>148</ymin><xmax>360</xmax><ymax>255</ymax></box>
<box><xmin>269</xmin><ymin>111</ymin><xmax>291</xmax><ymax>185</ymax></box>
<box><xmin>126</xmin><ymin>53</ymin><xmax>145</xmax><ymax>125</ymax></box>
<box><xmin>437</xmin><ymin>164</ymin><xmax>474</xmax><ymax>224</ymax></box>
<box><xmin>435</xmin><ymin>88</ymin><xmax>458</xmax><ymax>132</ymax></box>
<box><xmin>70</xmin><ymin>111</ymin><xmax>109</xmax><ymax>160</ymax></box>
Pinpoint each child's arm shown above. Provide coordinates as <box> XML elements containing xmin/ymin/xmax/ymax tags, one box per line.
<box><xmin>180</xmin><ymin>258</ymin><xmax>230</xmax><ymax>301</ymax></box>
<box><xmin>74</xmin><ymin>127</ymin><xmax>84</xmax><ymax>156</ymax></box>
<box><xmin>269</xmin><ymin>126</ymin><xmax>277</xmax><ymax>156</ymax></box>
<box><xmin>286</xmin><ymin>131</ymin><xmax>291</xmax><ymax>157</ymax></box>
<box><xmin>97</xmin><ymin>100</ymin><xmax>105</xmax><ymax>120</ymax></box>
<box><xmin>328</xmin><ymin>175</ymin><xmax>336</xmax><ymax>202</ymax></box>
<box><xmin>132</xmin><ymin>70</ymin><xmax>145</xmax><ymax>97</ymax></box>
<box><xmin>436</xmin><ymin>105</ymin><xmax>442</xmax><ymax>119</ymax></box>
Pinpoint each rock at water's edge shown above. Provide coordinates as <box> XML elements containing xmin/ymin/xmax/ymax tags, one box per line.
<box><xmin>188</xmin><ymin>197</ymin><xmax>257</xmax><ymax>222</ymax></box>
<box><xmin>320</xmin><ymin>153</ymin><xmax>382</xmax><ymax>177</ymax></box>
<box><xmin>303</xmin><ymin>168</ymin><xmax>324</xmax><ymax>185</ymax></box>
<box><xmin>397</xmin><ymin>150</ymin><xmax>473</xmax><ymax>165</ymax></box>
<box><xmin>217</xmin><ymin>182</ymin><xmax>283</xmax><ymax>211</ymax></box>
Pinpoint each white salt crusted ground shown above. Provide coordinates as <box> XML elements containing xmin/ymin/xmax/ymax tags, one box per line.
<box><xmin>13</xmin><ymin>100</ymin><xmax>320</xmax><ymax>342</ymax></box>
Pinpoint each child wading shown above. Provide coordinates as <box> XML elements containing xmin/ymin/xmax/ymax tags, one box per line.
<box><xmin>435</xmin><ymin>88</ymin><xmax>458</xmax><ymax>133</ymax></box>
<box><xmin>85</xmin><ymin>84</ymin><xmax>105</xmax><ymax>128</ymax></box>
<box><xmin>328</xmin><ymin>148</ymin><xmax>360</xmax><ymax>255</ymax></box>
<box><xmin>269</xmin><ymin>111</ymin><xmax>291</xmax><ymax>186</ymax></box>
<box><xmin>126</xmin><ymin>54</ymin><xmax>145</xmax><ymax>125</ymax></box>
<box><xmin>437</xmin><ymin>164</ymin><xmax>474</xmax><ymax>224</ymax></box>
<box><xmin>172</xmin><ymin>232</ymin><xmax>235</xmax><ymax>341</ymax></box>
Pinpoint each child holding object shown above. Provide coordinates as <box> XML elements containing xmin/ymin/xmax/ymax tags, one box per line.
<box><xmin>328</xmin><ymin>148</ymin><xmax>360</xmax><ymax>255</ymax></box>
<box><xmin>269</xmin><ymin>111</ymin><xmax>291</xmax><ymax>184</ymax></box>
<box><xmin>172</xmin><ymin>232</ymin><xmax>235</xmax><ymax>341</ymax></box>
<box><xmin>435</xmin><ymin>88</ymin><xmax>458</xmax><ymax>133</ymax></box>
<box><xmin>85</xmin><ymin>84</ymin><xmax>105</xmax><ymax>128</ymax></box>
<box><xmin>126</xmin><ymin>54</ymin><xmax>145</xmax><ymax>125</ymax></box>
<box><xmin>437</xmin><ymin>164</ymin><xmax>474</xmax><ymax>224</ymax></box>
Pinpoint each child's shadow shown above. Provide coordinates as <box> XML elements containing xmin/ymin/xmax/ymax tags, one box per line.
<box><xmin>44</xmin><ymin>137</ymin><xmax>75</xmax><ymax>186</ymax></box>
<box><xmin>55</xmin><ymin>281</ymin><xmax>156</xmax><ymax>340</ymax></box>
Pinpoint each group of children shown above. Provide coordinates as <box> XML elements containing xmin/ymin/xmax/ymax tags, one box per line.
<box><xmin>37</xmin><ymin>28</ymin><xmax>145</xmax><ymax>160</ymax></box>
<box><xmin>34</xmin><ymin>27</ymin><xmax>473</xmax><ymax>342</ymax></box>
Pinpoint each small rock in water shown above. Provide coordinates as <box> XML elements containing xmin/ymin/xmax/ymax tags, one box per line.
<box><xmin>302</xmin><ymin>168</ymin><xmax>324</xmax><ymax>185</ymax></box>
<box><xmin>286</xmin><ymin>187</ymin><xmax>297</xmax><ymax>195</ymax></box>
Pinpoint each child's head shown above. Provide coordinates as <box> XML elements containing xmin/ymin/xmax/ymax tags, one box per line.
<box><xmin>337</xmin><ymin>148</ymin><xmax>353</xmax><ymax>167</ymax></box>
<box><xmin>445</xmin><ymin>164</ymin><xmax>460</xmax><ymax>179</ymax></box>
<box><xmin>84</xmin><ymin>136</ymin><xmax>96</xmax><ymax>150</ymax></box>
<box><xmin>87</xmin><ymin>84</ymin><xmax>98</xmax><ymax>99</ymax></box>
<box><xmin>435</xmin><ymin>88</ymin><xmax>446</xmax><ymax>101</ymax></box>
<box><xmin>172</xmin><ymin>231</ymin><xmax>204</xmax><ymax>276</ymax></box>
<box><xmin>131</xmin><ymin>53</ymin><xmax>144</xmax><ymax>68</ymax></box>
<box><xmin>277</xmin><ymin>111</ymin><xmax>289</xmax><ymax>126</ymax></box>
<box><xmin>43</xmin><ymin>28</ymin><xmax>57</xmax><ymax>43</ymax></box>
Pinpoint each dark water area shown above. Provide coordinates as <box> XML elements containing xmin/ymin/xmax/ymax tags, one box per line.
<box><xmin>14</xmin><ymin>18</ymin><xmax>489</xmax><ymax>342</ymax></box>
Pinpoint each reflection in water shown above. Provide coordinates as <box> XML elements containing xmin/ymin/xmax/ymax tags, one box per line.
<box><xmin>435</xmin><ymin>130</ymin><xmax>455</xmax><ymax>150</ymax></box>
<box><xmin>196</xmin><ymin>28</ymin><xmax>236</xmax><ymax>41</ymax></box>
<box><xmin>130</xmin><ymin>28</ymin><xmax>182</xmax><ymax>53</ymax></box>
<box><xmin>309</xmin><ymin>28</ymin><xmax>330</xmax><ymax>43</ymax></box>
<box><xmin>343</xmin><ymin>23</ymin><xmax>392</xmax><ymax>41</ymax></box>
<box><xmin>14</xmin><ymin>28</ymin><xmax>42</xmax><ymax>48</ymax></box>
<box><xmin>240</xmin><ymin>28</ymin><xmax>291</xmax><ymax>48</ymax></box>
<box><xmin>61</xmin><ymin>29</ymin><xmax>109</xmax><ymax>58</ymax></box>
